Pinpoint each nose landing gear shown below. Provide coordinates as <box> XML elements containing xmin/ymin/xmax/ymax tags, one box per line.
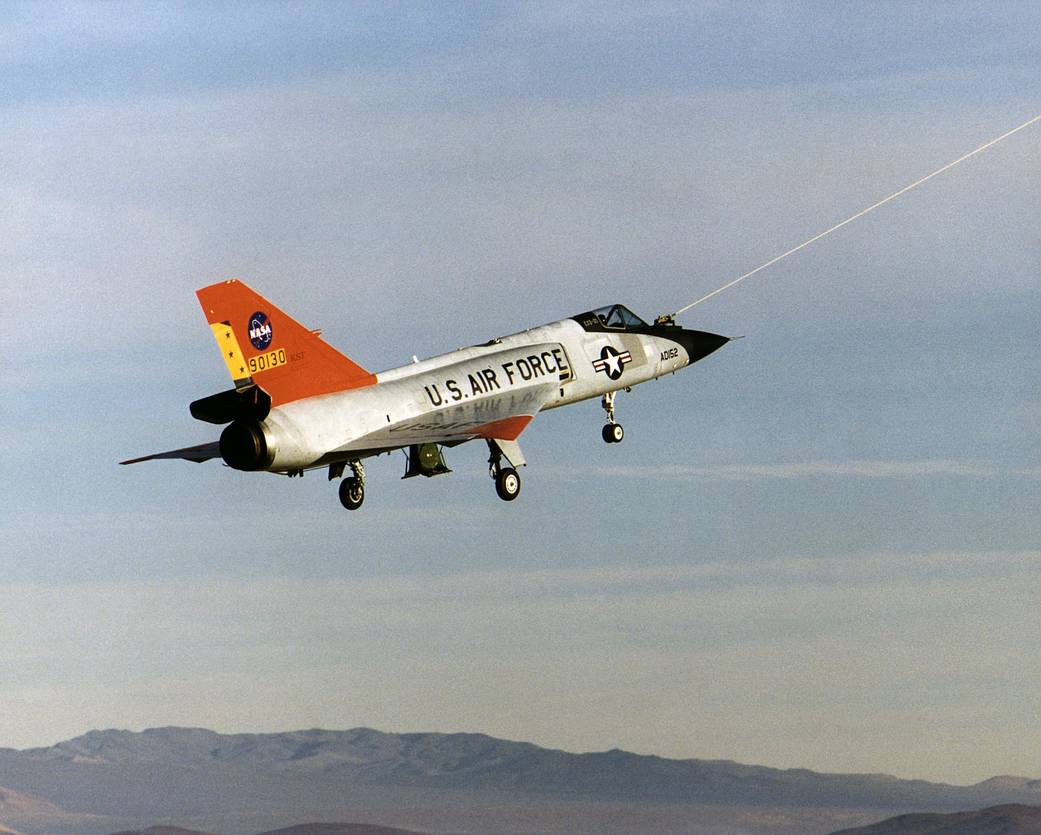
<box><xmin>601</xmin><ymin>391</ymin><xmax>624</xmax><ymax>443</ymax></box>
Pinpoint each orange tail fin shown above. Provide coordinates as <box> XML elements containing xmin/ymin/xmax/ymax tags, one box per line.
<box><xmin>196</xmin><ymin>279</ymin><xmax>376</xmax><ymax>407</ymax></box>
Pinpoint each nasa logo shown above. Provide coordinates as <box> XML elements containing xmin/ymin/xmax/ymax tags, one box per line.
<box><xmin>248</xmin><ymin>311</ymin><xmax>273</xmax><ymax>350</ymax></box>
<box><xmin>592</xmin><ymin>345</ymin><xmax>632</xmax><ymax>381</ymax></box>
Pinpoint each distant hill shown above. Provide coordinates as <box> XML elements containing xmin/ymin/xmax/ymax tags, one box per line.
<box><xmin>0</xmin><ymin>783</ymin><xmax>107</xmax><ymax>833</ymax></box>
<box><xmin>111</xmin><ymin>827</ymin><xmax>424</xmax><ymax>835</ymax></box>
<box><xmin>0</xmin><ymin>727</ymin><xmax>1039</xmax><ymax>834</ymax></box>
<box><xmin>256</xmin><ymin>825</ymin><xmax>426</xmax><ymax>835</ymax></box>
<box><xmin>830</xmin><ymin>803</ymin><xmax>1041</xmax><ymax>833</ymax></box>
<box><xmin>110</xmin><ymin>828</ymin><xmax>217</xmax><ymax>835</ymax></box>
<box><xmin>15</xmin><ymin>726</ymin><xmax>1041</xmax><ymax>808</ymax></box>
<box><xmin>0</xmin><ymin>785</ymin><xmax>64</xmax><ymax>817</ymax></box>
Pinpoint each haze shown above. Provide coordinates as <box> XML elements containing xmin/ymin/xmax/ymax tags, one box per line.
<box><xmin>1</xmin><ymin>2</ymin><xmax>1039</xmax><ymax>786</ymax></box>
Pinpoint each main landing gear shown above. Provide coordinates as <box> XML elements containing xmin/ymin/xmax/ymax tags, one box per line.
<box><xmin>601</xmin><ymin>391</ymin><xmax>624</xmax><ymax>444</ymax></box>
<box><xmin>338</xmin><ymin>460</ymin><xmax>365</xmax><ymax>510</ymax></box>
<box><xmin>333</xmin><ymin>442</ymin><xmax>524</xmax><ymax>510</ymax></box>
<box><xmin>487</xmin><ymin>440</ymin><xmax>521</xmax><ymax>502</ymax></box>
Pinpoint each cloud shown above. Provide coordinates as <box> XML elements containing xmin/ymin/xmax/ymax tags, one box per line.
<box><xmin>2</xmin><ymin>549</ymin><xmax>1040</xmax><ymax>784</ymax></box>
<box><xmin>3</xmin><ymin>39</ymin><xmax>1038</xmax><ymax>362</ymax></box>
<box><xmin>594</xmin><ymin>459</ymin><xmax>997</xmax><ymax>481</ymax></box>
<box><xmin>1</xmin><ymin>5</ymin><xmax>1037</xmax><ymax>791</ymax></box>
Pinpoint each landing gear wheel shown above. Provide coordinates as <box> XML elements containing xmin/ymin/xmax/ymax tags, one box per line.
<box><xmin>495</xmin><ymin>467</ymin><xmax>521</xmax><ymax>501</ymax></box>
<box><xmin>338</xmin><ymin>476</ymin><xmax>365</xmax><ymax>510</ymax></box>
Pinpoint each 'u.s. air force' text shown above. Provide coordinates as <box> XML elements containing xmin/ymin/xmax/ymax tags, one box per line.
<box><xmin>423</xmin><ymin>348</ymin><xmax>571</xmax><ymax>406</ymax></box>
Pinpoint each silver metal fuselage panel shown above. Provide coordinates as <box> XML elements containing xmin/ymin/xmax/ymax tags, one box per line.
<box><xmin>260</xmin><ymin>317</ymin><xmax>708</xmax><ymax>472</ymax></box>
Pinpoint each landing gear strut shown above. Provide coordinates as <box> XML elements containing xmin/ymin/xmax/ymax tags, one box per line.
<box><xmin>601</xmin><ymin>391</ymin><xmax>624</xmax><ymax>443</ymax></box>
<box><xmin>487</xmin><ymin>441</ymin><xmax>521</xmax><ymax>502</ymax></box>
<box><xmin>338</xmin><ymin>460</ymin><xmax>366</xmax><ymax>510</ymax></box>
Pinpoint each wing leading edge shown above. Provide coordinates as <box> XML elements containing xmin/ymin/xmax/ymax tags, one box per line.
<box><xmin>120</xmin><ymin>442</ymin><xmax>221</xmax><ymax>465</ymax></box>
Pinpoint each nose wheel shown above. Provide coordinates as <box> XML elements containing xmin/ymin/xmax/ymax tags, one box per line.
<box><xmin>601</xmin><ymin>391</ymin><xmax>624</xmax><ymax>443</ymax></box>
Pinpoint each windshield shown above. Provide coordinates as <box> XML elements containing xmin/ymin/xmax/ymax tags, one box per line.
<box><xmin>590</xmin><ymin>304</ymin><xmax>648</xmax><ymax>329</ymax></box>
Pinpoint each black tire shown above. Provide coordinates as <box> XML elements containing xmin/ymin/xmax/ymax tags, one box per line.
<box><xmin>602</xmin><ymin>423</ymin><xmax>624</xmax><ymax>444</ymax></box>
<box><xmin>495</xmin><ymin>467</ymin><xmax>521</xmax><ymax>501</ymax></box>
<box><xmin>338</xmin><ymin>476</ymin><xmax>365</xmax><ymax>510</ymax></box>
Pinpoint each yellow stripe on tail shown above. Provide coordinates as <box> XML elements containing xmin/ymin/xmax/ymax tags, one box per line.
<box><xmin>209</xmin><ymin>321</ymin><xmax>253</xmax><ymax>389</ymax></box>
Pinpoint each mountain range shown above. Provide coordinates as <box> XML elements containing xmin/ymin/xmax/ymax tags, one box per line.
<box><xmin>111</xmin><ymin>825</ymin><xmax>424</xmax><ymax>835</ymax></box>
<box><xmin>1</xmin><ymin>727</ymin><xmax>1040</xmax><ymax>834</ymax></box>
<box><xmin>832</xmin><ymin>803</ymin><xmax>1041</xmax><ymax>834</ymax></box>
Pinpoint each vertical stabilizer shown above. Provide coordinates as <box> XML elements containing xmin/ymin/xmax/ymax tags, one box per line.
<box><xmin>196</xmin><ymin>279</ymin><xmax>376</xmax><ymax>406</ymax></box>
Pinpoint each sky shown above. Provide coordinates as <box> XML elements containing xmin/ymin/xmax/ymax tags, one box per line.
<box><xmin>1</xmin><ymin>2</ymin><xmax>1039</xmax><ymax>785</ymax></box>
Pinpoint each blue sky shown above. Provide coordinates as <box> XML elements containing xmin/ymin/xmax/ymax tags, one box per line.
<box><xmin>2</xmin><ymin>2</ymin><xmax>1039</xmax><ymax>783</ymax></box>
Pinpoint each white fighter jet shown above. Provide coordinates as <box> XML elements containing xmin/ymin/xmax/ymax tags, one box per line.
<box><xmin>122</xmin><ymin>280</ymin><xmax>728</xmax><ymax>508</ymax></box>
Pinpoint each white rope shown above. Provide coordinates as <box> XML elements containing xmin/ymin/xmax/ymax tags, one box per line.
<box><xmin>673</xmin><ymin>113</ymin><xmax>1041</xmax><ymax>317</ymax></box>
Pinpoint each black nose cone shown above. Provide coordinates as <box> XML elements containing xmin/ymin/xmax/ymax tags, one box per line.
<box><xmin>672</xmin><ymin>329</ymin><xmax>729</xmax><ymax>364</ymax></box>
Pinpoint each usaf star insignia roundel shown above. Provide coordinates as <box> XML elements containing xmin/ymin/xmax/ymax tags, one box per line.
<box><xmin>592</xmin><ymin>345</ymin><xmax>632</xmax><ymax>381</ymax></box>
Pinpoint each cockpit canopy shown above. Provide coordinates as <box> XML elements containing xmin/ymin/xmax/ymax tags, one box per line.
<box><xmin>587</xmin><ymin>304</ymin><xmax>648</xmax><ymax>330</ymax></box>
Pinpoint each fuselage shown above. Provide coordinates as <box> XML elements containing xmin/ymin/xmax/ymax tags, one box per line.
<box><xmin>248</xmin><ymin>306</ymin><xmax>728</xmax><ymax>473</ymax></box>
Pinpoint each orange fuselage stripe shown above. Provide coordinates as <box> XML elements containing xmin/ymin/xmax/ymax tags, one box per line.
<box><xmin>469</xmin><ymin>415</ymin><xmax>534</xmax><ymax>442</ymax></box>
